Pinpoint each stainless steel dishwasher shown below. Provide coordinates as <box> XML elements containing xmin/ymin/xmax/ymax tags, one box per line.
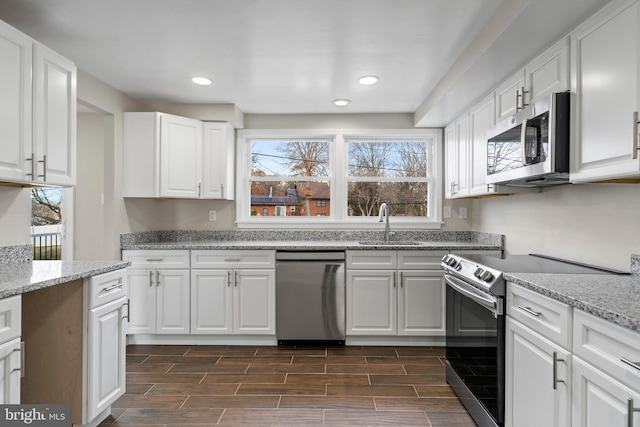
<box><xmin>276</xmin><ymin>251</ymin><xmax>346</xmax><ymax>345</ymax></box>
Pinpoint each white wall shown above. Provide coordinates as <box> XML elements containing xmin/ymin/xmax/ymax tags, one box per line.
<box><xmin>0</xmin><ymin>187</ymin><xmax>31</xmax><ymax>246</ymax></box>
<box><xmin>472</xmin><ymin>183</ymin><xmax>640</xmax><ymax>271</ymax></box>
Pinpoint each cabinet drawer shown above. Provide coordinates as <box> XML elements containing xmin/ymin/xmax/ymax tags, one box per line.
<box><xmin>0</xmin><ymin>295</ymin><xmax>21</xmax><ymax>344</ymax></box>
<box><xmin>573</xmin><ymin>309</ymin><xmax>640</xmax><ymax>391</ymax></box>
<box><xmin>122</xmin><ymin>250</ymin><xmax>190</xmax><ymax>269</ymax></box>
<box><xmin>191</xmin><ymin>250</ymin><xmax>275</xmax><ymax>269</ymax></box>
<box><xmin>398</xmin><ymin>251</ymin><xmax>447</xmax><ymax>270</ymax></box>
<box><xmin>506</xmin><ymin>283</ymin><xmax>572</xmax><ymax>348</ymax></box>
<box><xmin>88</xmin><ymin>269</ymin><xmax>127</xmax><ymax>309</ymax></box>
<box><xmin>346</xmin><ymin>251</ymin><xmax>397</xmax><ymax>269</ymax></box>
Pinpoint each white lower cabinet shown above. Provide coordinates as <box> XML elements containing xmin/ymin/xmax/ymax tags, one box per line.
<box><xmin>505</xmin><ymin>317</ymin><xmax>571</xmax><ymax>427</ymax></box>
<box><xmin>191</xmin><ymin>250</ymin><xmax>276</xmax><ymax>336</ymax></box>
<box><xmin>123</xmin><ymin>250</ymin><xmax>191</xmax><ymax>335</ymax></box>
<box><xmin>346</xmin><ymin>251</ymin><xmax>445</xmax><ymax>337</ymax></box>
<box><xmin>0</xmin><ymin>295</ymin><xmax>21</xmax><ymax>404</ymax></box>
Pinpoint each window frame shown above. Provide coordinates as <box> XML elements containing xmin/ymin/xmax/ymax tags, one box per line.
<box><xmin>236</xmin><ymin>129</ymin><xmax>443</xmax><ymax>229</ymax></box>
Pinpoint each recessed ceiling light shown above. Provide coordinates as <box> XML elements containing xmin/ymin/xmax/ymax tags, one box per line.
<box><xmin>332</xmin><ymin>99</ymin><xmax>351</xmax><ymax>107</ymax></box>
<box><xmin>191</xmin><ymin>76</ymin><xmax>212</xmax><ymax>86</ymax></box>
<box><xmin>358</xmin><ymin>75</ymin><xmax>379</xmax><ymax>85</ymax></box>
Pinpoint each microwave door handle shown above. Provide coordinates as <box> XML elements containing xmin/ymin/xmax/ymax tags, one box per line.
<box><xmin>520</xmin><ymin>118</ymin><xmax>528</xmax><ymax>165</ymax></box>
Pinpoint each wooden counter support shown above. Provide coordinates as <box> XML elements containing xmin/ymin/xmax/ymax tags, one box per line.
<box><xmin>21</xmin><ymin>279</ymin><xmax>84</xmax><ymax>425</ymax></box>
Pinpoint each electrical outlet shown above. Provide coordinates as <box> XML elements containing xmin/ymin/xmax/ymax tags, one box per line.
<box><xmin>459</xmin><ymin>207</ymin><xmax>468</xmax><ymax>219</ymax></box>
<box><xmin>443</xmin><ymin>206</ymin><xmax>452</xmax><ymax>219</ymax></box>
<box><xmin>208</xmin><ymin>210</ymin><xmax>217</xmax><ymax>221</ymax></box>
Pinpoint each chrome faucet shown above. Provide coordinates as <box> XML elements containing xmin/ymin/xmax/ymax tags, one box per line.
<box><xmin>378</xmin><ymin>203</ymin><xmax>391</xmax><ymax>242</ymax></box>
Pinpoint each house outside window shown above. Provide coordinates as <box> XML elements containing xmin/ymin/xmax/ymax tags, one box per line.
<box><xmin>237</xmin><ymin>129</ymin><xmax>442</xmax><ymax>229</ymax></box>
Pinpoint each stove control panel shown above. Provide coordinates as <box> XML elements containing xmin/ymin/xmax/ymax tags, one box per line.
<box><xmin>440</xmin><ymin>254</ymin><xmax>504</xmax><ymax>296</ymax></box>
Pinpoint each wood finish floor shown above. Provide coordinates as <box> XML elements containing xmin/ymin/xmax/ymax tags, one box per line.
<box><xmin>100</xmin><ymin>345</ymin><xmax>476</xmax><ymax>427</ymax></box>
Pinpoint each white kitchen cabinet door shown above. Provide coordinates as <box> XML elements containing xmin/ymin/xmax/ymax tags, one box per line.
<box><xmin>346</xmin><ymin>270</ymin><xmax>397</xmax><ymax>335</ymax></box>
<box><xmin>0</xmin><ymin>338</ymin><xmax>21</xmax><ymax>404</ymax></box>
<box><xmin>525</xmin><ymin>37</ymin><xmax>570</xmax><ymax>104</ymax></box>
<box><xmin>87</xmin><ymin>297</ymin><xmax>126</xmax><ymax>421</ymax></box>
<box><xmin>160</xmin><ymin>114</ymin><xmax>202</xmax><ymax>198</ymax></box>
<box><xmin>203</xmin><ymin>122</ymin><xmax>235</xmax><ymax>200</ymax></box>
<box><xmin>398</xmin><ymin>271</ymin><xmax>445</xmax><ymax>336</ymax></box>
<box><xmin>126</xmin><ymin>269</ymin><xmax>157</xmax><ymax>334</ymax></box>
<box><xmin>495</xmin><ymin>72</ymin><xmax>525</xmax><ymax>122</ymax></box>
<box><xmin>468</xmin><ymin>94</ymin><xmax>495</xmax><ymax>196</ymax></box>
<box><xmin>453</xmin><ymin>114</ymin><xmax>470</xmax><ymax>197</ymax></box>
<box><xmin>0</xmin><ymin>21</ymin><xmax>32</xmax><ymax>183</ymax></box>
<box><xmin>234</xmin><ymin>269</ymin><xmax>275</xmax><ymax>335</ymax></box>
<box><xmin>572</xmin><ymin>356</ymin><xmax>640</xmax><ymax>427</ymax></box>
<box><xmin>444</xmin><ymin>123</ymin><xmax>457</xmax><ymax>199</ymax></box>
<box><xmin>571</xmin><ymin>0</ymin><xmax>640</xmax><ymax>182</ymax></box>
<box><xmin>505</xmin><ymin>317</ymin><xmax>571</xmax><ymax>427</ymax></box>
<box><xmin>33</xmin><ymin>43</ymin><xmax>76</xmax><ymax>186</ymax></box>
<box><xmin>156</xmin><ymin>269</ymin><xmax>190</xmax><ymax>334</ymax></box>
<box><xmin>191</xmin><ymin>269</ymin><xmax>233</xmax><ymax>334</ymax></box>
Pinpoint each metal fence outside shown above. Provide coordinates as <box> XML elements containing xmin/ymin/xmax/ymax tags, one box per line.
<box><xmin>31</xmin><ymin>231</ymin><xmax>62</xmax><ymax>260</ymax></box>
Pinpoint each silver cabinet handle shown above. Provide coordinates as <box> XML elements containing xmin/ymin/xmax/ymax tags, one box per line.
<box><xmin>156</xmin><ymin>270</ymin><xmax>160</xmax><ymax>286</ymax></box>
<box><xmin>400</xmin><ymin>272</ymin><xmax>404</xmax><ymax>288</ymax></box>
<box><xmin>521</xmin><ymin>86</ymin><xmax>529</xmax><ymax>108</ymax></box>
<box><xmin>197</xmin><ymin>182</ymin><xmax>202</xmax><ymax>197</ymax></box>
<box><xmin>517</xmin><ymin>305</ymin><xmax>541</xmax><ymax>317</ymax></box>
<box><xmin>123</xmin><ymin>299</ymin><xmax>130</xmax><ymax>321</ymax></box>
<box><xmin>221</xmin><ymin>184</ymin><xmax>225</xmax><ymax>198</ymax></box>
<box><xmin>146</xmin><ymin>258</ymin><xmax>164</xmax><ymax>262</ymax></box>
<box><xmin>149</xmin><ymin>271</ymin><xmax>153</xmax><ymax>287</ymax></box>
<box><xmin>26</xmin><ymin>153</ymin><xmax>35</xmax><ymax>178</ymax></box>
<box><xmin>12</xmin><ymin>342</ymin><xmax>24</xmax><ymax>378</ymax></box>
<box><xmin>621</xmin><ymin>358</ymin><xmax>640</xmax><ymax>372</ymax></box>
<box><xmin>227</xmin><ymin>271</ymin><xmax>231</xmax><ymax>287</ymax></box>
<box><xmin>38</xmin><ymin>155</ymin><xmax>47</xmax><ymax>181</ymax></box>
<box><xmin>99</xmin><ymin>280</ymin><xmax>123</xmax><ymax>294</ymax></box>
<box><xmin>234</xmin><ymin>271</ymin><xmax>238</xmax><ymax>287</ymax></box>
<box><xmin>552</xmin><ymin>351</ymin><xmax>565</xmax><ymax>390</ymax></box>
<box><xmin>633</xmin><ymin>112</ymin><xmax>639</xmax><ymax>160</ymax></box>
<box><xmin>224</xmin><ymin>258</ymin><xmax>241</xmax><ymax>262</ymax></box>
<box><xmin>516</xmin><ymin>89</ymin><xmax>521</xmax><ymax>112</ymax></box>
<box><xmin>628</xmin><ymin>399</ymin><xmax>640</xmax><ymax>427</ymax></box>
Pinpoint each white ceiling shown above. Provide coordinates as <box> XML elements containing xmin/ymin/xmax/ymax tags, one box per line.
<box><xmin>0</xmin><ymin>0</ymin><xmax>612</xmax><ymax>125</ymax></box>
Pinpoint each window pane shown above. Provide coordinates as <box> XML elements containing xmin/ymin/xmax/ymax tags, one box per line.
<box><xmin>347</xmin><ymin>140</ymin><xmax>428</xmax><ymax>178</ymax></box>
<box><xmin>347</xmin><ymin>181</ymin><xmax>428</xmax><ymax>217</ymax></box>
<box><xmin>251</xmin><ymin>140</ymin><xmax>330</xmax><ymax>177</ymax></box>
<box><xmin>250</xmin><ymin>180</ymin><xmax>330</xmax><ymax>217</ymax></box>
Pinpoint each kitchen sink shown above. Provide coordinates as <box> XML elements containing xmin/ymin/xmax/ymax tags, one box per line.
<box><xmin>358</xmin><ymin>241</ymin><xmax>424</xmax><ymax>246</ymax></box>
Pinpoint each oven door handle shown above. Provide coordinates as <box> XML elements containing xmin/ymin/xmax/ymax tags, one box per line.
<box><xmin>445</xmin><ymin>275</ymin><xmax>498</xmax><ymax>313</ymax></box>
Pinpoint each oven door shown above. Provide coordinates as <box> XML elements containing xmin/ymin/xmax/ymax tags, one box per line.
<box><xmin>445</xmin><ymin>274</ymin><xmax>505</xmax><ymax>427</ymax></box>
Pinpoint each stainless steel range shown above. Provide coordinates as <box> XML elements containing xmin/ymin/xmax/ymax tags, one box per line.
<box><xmin>440</xmin><ymin>253</ymin><xmax>626</xmax><ymax>427</ymax></box>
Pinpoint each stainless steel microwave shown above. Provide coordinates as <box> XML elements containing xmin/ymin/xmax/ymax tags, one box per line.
<box><xmin>486</xmin><ymin>92</ymin><xmax>570</xmax><ymax>187</ymax></box>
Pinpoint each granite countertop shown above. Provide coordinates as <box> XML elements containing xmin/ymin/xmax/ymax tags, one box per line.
<box><xmin>0</xmin><ymin>260</ymin><xmax>130</xmax><ymax>299</ymax></box>
<box><xmin>120</xmin><ymin>230</ymin><xmax>505</xmax><ymax>252</ymax></box>
<box><xmin>505</xmin><ymin>272</ymin><xmax>640</xmax><ymax>333</ymax></box>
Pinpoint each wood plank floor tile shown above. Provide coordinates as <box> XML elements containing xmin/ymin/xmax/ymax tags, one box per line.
<box><xmin>292</xmin><ymin>355</ymin><xmax>367</xmax><ymax>364</ymax></box>
<box><xmin>121</xmin><ymin>384</ymin><xmax>154</xmax><ymax>395</ymax></box>
<box><xmin>396</xmin><ymin>347</ymin><xmax>446</xmax><ymax>357</ymax></box>
<box><xmin>125</xmin><ymin>355</ymin><xmax>148</xmax><ymax>364</ymax></box>
<box><xmin>256</xmin><ymin>347</ymin><xmax>328</xmax><ymax>356</ymax></box>
<box><xmin>218</xmin><ymin>408</ymin><xmax>324</xmax><ymax>425</ymax></box>
<box><xmin>415</xmin><ymin>385</ymin><xmax>459</xmax><ymax>398</ymax></box>
<box><xmin>326</xmin><ymin>363</ymin><xmax>406</xmax><ymax>375</ymax></box>
<box><xmin>237</xmin><ymin>383</ymin><xmax>327</xmax><ymax>395</ymax></box>
<box><xmin>126</xmin><ymin>372</ymin><xmax>205</xmax><ymax>384</ymax></box>
<box><xmin>218</xmin><ymin>355</ymin><xmax>293</xmax><ymax>365</ymax></box>
<box><xmin>370</xmin><ymin>374</ymin><xmax>447</xmax><ymax>386</ymax></box>
<box><xmin>324</xmin><ymin>409</ymin><xmax>429</xmax><ymax>426</ymax></box>
<box><xmin>114</xmin><ymin>408</ymin><xmax>224</xmax><ymax>424</ymax></box>
<box><xmin>125</xmin><ymin>362</ymin><xmax>173</xmax><ymax>373</ymax></box>
<box><xmin>201</xmin><ymin>373</ymin><xmax>286</xmax><ymax>384</ymax></box>
<box><xmin>247</xmin><ymin>361</ymin><xmax>326</xmax><ymax>374</ymax></box>
<box><xmin>142</xmin><ymin>354</ymin><xmax>221</xmax><ymax>364</ymax></box>
<box><xmin>126</xmin><ymin>345</ymin><xmax>191</xmax><ymax>356</ymax></box>
<box><xmin>165</xmin><ymin>362</ymin><xmax>219</xmax><ymax>373</ymax></box>
<box><xmin>185</xmin><ymin>345</ymin><xmax>258</xmax><ymax>357</ymax></box>
<box><xmin>285</xmin><ymin>373</ymin><xmax>370</xmax><ymax>386</ymax></box>
<box><xmin>279</xmin><ymin>396</ymin><xmax>375</xmax><ymax>410</ymax></box>
<box><xmin>367</xmin><ymin>356</ymin><xmax>445</xmax><ymax>366</ymax></box>
<box><xmin>404</xmin><ymin>364</ymin><xmax>446</xmax><ymax>375</ymax></box>
<box><xmin>182</xmin><ymin>395</ymin><xmax>280</xmax><ymax>409</ymax></box>
<box><xmin>112</xmin><ymin>394</ymin><xmax>186</xmax><ymax>409</ymax></box>
<box><xmin>374</xmin><ymin>397</ymin><xmax>467</xmax><ymax>412</ymax></box>
<box><xmin>327</xmin><ymin>347</ymin><xmax>398</xmax><ymax>357</ymax></box>
<box><xmin>427</xmin><ymin>411</ymin><xmax>477</xmax><ymax>426</ymax></box>
<box><xmin>327</xmin><ymin>384</ymin><xmax>417</xmax><ymax>397</ymax></box>
<box><xmin>145</xmin><ymin>383</ymin><xmax>240</xmax><ymax>396</ymax></box>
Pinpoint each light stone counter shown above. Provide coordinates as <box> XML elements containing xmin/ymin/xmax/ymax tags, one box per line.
<box><xmin>0</xmin><ymin>260</ymin><xmax>130</xmax><ymax>299</ymax></box>
<box><xmin>505</xmin><ymin>272</ymin><xmax>640</xmax><ymax>333</ymax></box>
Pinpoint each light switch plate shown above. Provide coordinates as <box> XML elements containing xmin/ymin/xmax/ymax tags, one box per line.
<box><xmin>443</xmin><ymin>206</ymin><xmax>452</xmax><ymax>219</ymax></box>
<box><xmin>459</xmin><ymin>207</ymin><xmax>468</xmax><ymax>219</ymax></box>
<box><xmin>208</xmin><ymin>210</ymin><xmax>217</xmax><ymax>221</ymax></box>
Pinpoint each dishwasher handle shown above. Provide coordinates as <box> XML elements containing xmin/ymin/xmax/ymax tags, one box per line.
<box><xmin>276</xmin><ymin>251</ymin><xmax>345</xmax><ymax>261</ymax></box>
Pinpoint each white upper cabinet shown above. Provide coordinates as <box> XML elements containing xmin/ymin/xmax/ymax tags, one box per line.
<box><xmin>0</xmin><ymin>20</ymin><xmax>76</xmax><ymax>186</ymax></box>
<box><xmin>570</xmin><ymin>0</ymin><xmax>640</xmax><ymax>182</ymax></box>
<box><xmin>202</xmin><ymin>122</ymin><xmax>235</xmax><ymax>200</ymax></box>
<box><xmin>124</xmin><ymin>112</ymin><xmax>235</xmax><ymax>199</ymax></box>
<box><xmin>468</xmin><ymin>93</ymin><xmax>496</xmax><ymax>195</ymax></box>
<box><xmin>444</xmin><ymin>114</ymin><xmax>470</xmax><ymax>198</ymax></box>
<box><xmin>32</xmin><ymin>44</ymin><xmax>77</xmax><ymax>186</ymax></box>
<box><xmin>0</xmin><ymin>20</ymin><xmax>32</xmax><ymax>182</ymax></box>
<box><xmin>496</xmin><ymin>37</ymin><xmax>570</xmax><ymax>123</ymax></box>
